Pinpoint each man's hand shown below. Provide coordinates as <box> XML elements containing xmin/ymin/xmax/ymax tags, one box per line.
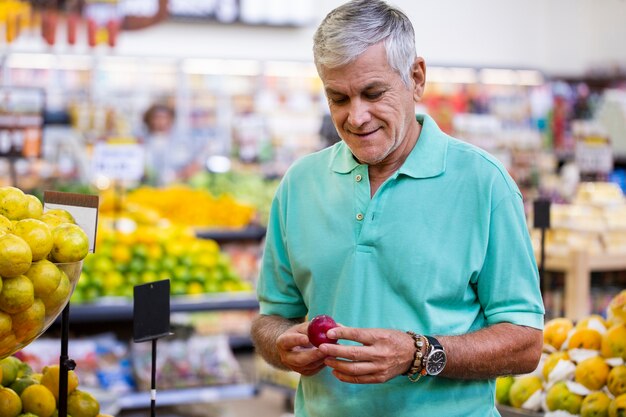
<box><xmin>276</xmin><ymin>322</ymin><xmax>328</xmax><ymax>376</ymax></box>
<box><xmin>318</xmin><ymin>327</ymin><xmax>414</xmax><ymax>384</ymax></box>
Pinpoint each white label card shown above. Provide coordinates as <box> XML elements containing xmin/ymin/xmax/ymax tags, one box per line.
<box><xmin>43</xmin><ymin>191</ymin><xmax>99</xmax><ymax>253</ymax></box>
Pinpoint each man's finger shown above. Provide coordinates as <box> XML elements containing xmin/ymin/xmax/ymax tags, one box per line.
<box><xmin>326</xmin><ymin>327</ymin><xmax>376</xmax><ymax>345</ymax></box>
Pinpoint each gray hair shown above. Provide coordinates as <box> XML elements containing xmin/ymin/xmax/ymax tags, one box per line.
<box><xmin>313</xmin><ymin>0</ymin><xmax>417</xmax><ymax>87</ymax></box>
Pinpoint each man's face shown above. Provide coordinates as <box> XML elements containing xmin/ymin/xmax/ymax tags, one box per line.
<box><xmin>320</xmin><ymin>42</ymin><xmax>424</xmax><ymax>166</ymax></box>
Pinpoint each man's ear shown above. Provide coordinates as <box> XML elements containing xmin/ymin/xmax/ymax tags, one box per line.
<box><xmin>412</xmin><ymin>57</ymin><xmax>426</xmax><ymax>101</ymax></box>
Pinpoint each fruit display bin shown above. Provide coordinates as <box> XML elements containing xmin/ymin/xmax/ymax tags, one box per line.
<box><xmin>497</xmin><ymin>405</ymin><xmax>543</xmax><ymax>417</ymax></box>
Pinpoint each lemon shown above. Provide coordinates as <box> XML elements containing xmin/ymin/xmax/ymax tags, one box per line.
<box><xmin>0</xmin><ymin>356</ymin><xmax>21</xmax><ymax>386</ymax></box>
<box><xmin>9</xmin><ymin>376</ymin><xmax>38</xmax><ymax>396</ymax></box>
<box><xmin>608</xmin><ymin>365</ymin><xmax>626</xmax><ymax>397</ymax></box>
<box><xmin>546</xmin><ymin>381</ymin><xmax>583</xmax><ymax>414</ymax></box>
<box><xmin>44</xmin><ymin>209</ymin><xmax>75</xmax><ymax>224</ymax></box>
<box><xmin>580</xmin><ymin>391</ymin><xmax>611</xmax><ymax>417</ymax></box>
<box><xmin>0</xmin><ymin>333</ymin><xmax>18</xmax><ymax>358</ymax></box>
<box><xmin>544</xmin><ymin>317</ymin><xmax>574</xmax><ymax>350</ymax></box>
<box><xmin>21</xmin><ymin>384</ymin><xmax>56</xmax><ymax>417</ymax></box>
<box><xmin>608</xmin><ymin>290</ymin><xmax>626</xmax><ymax>326</ymax></box>
<box><xmin>543</xmin><ymin>351</ymin><xmax>570</xmax><ymax>380</ymax></box>
<box><xmin>0</xmin><ymin>311</ymin><xmax>13</xmax><ymax>337</ymax></box>
<box><xmin>12</xmin><ymin>298</ymin><xmax>45</xmax><ymax>343</ymax></box>
<box><xmin>602</xmin><ymin>324</ymin><xmax>626</xmax><ymax>360</ymax></box>
<box><xmin>41</xmin><ymin>364</ymin><xmax>79</xmax><ymax>402</ymax></box>
<box><xmin>0</xmin><ymin>386</ymin><xmax>22</xmax><ymax>417</ymax></box>
<box><xmin>39</xmin><ymin>213</ymin><xmax>68</xmax><ymax>229</ymax></box>
<box><xmin>0</xmin><ymin>234</ymin><xmax>33</xmax><ymax>278</ymax></box>
<box><xmin>509</xmin><ymin>375</ymin><xmax>543</xmax><ymax>408</ymax></box>
<box><xmin>50</xmin><ymin>223</ymin><xmax>89</xmax><ymax>263</ymax></box>
<box><xmin>569</xmin><ymin>327</ymin><xmax>603</xmax><ymax>350</ymax></box>
<box><xmin>24</xmin><ymin>195</ymin><xmax>43</xmax><ymax>219</ymax></box>
<box><xmin>13</xmin><ymin>219</ymin><xmax>54</xmax><ymax>262</ymax></box>
<box><xmin>25</xmin><ymin>260</ymin><xmax>62</xmax><ymax>298</ymax></box>
<box><xmin>609</xmin><ymin>393</ymin><xmax>626</xmax><ymax>417</ymax></box>
<box><xmin>41</xmin><ymin>270</ymin><xmax>71</xmax><ymax>317</ymax></box>
<box><xmin>67</xmin><ymin>389</ymin><xmax>99</xmax><ymax>417</ymax></box>
<box><xmin>495</xmin><ymin>375</ymin><xmax>515</xmax><ymax>406</ymax></box>
<box><xmin>0</xmin><ymin>187</ymin><xmax>29</xmax><ymax>221</ymax></box>
<box><xmin>0</xmin><ymin>214</ymin><xmax>13</xmax><ymax>234</ymax></box>
<box><xmin>0</xmin><ymin>275</ymin><xmax>34</xmax><ymax>314</ymax></box>
<box><xmin>575</xmin><ymin>356</ymin><xmax>610</xmax><ymax>391</ymax></box>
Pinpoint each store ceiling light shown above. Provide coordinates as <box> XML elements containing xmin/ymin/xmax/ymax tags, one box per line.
<box><xmin>426</xmin><ymin>66</ymin><xmax>478</xmax><ymax>84</ymax></box>
<box><xmin>7</xmin><ymin>53</ymin><xmax>92</xmax><ymax>70</ymax></box>
<box><xmin>182</xmin><ymin>59</ymin><xmax>261</xmax><ymax>76</ymax></box>
<box><xmin>517</xmin><ymin>70</ymin><xmax>544</xmax><ymax>86</ymax></box>
<box><xmin>479</xmin><ymin>68</ymin><xmax>519</xmax><ymax>85</ymax></box>
<box><xmin>264</xmin><ymin>61</ymin><xmax>318</xmax><ymax>78</ymax></box>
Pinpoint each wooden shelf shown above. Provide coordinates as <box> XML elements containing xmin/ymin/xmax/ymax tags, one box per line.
<box><xmin>543</xmin><ymin>250</ymin><xmax>626</xmax><ymax>320</ymax></box>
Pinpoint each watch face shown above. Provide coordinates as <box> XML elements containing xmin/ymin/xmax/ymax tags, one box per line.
<box><xmin>426</xmin><ymin>350</ymin><xmax>447</xmax><ymax>376</ymax></box>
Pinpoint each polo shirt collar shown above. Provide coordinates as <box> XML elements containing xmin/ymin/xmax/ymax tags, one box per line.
<box><xmin>329</xmin><ymin>113</ymin><xmax>448</xmax><ymax>178</ymax></box>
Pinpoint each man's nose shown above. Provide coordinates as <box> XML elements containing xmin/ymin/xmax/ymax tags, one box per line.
<box><xmin>347</xmin><ymin>98</ymin><xmax>371</xmax><ymax>127</ymax></box>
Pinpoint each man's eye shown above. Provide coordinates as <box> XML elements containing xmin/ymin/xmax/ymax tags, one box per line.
<box><xmin>330</xmin><ymin>97</ymin><xmax>347</xmax><ymax>104</ymax></box>
<box><xmin>365</xmin><ymin>92</ymin><xmax>383</xmax><ymax>100</ymax></box>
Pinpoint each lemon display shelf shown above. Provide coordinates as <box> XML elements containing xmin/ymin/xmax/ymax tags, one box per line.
<box><xmin>544</xmin><ymin>250</ymin><xmax>626</xmax><ymax>321</ymax></box>
<box><xmin>51</xmin><ymin>292</ymin><xmax>260</xmax><ymax>411</ymax></box>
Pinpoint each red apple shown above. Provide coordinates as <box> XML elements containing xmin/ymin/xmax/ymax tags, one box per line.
<box><xmin>307</xmin><ymin>315</ymin><xmax>338</xmax><ymax>347</ymax></box>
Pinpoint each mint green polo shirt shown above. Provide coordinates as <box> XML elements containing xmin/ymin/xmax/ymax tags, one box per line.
<box><xmin>257</xmin><ymin>114</ymin><xmax>545</xmax><ymax>417</ymax></box>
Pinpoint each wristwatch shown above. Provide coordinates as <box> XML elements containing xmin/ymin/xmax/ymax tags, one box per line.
<box><xmin>424</xmin><ymin>335</ymin><xmax>447</xmax><ymax>376</ymax></box>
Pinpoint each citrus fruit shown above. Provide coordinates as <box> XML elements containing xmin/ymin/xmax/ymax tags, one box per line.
<box><xmin>575</xmin><ymin>356</ymin><xmax>610</xmax><ymax>391</ymax></box>
<box><xmin>569</xmin><ymin>328</ymin><xmax>603</xmax><ymax>350</ymax></box>
<box><xmin>25</xmin><ymin>260</ymin><xmax>62</xmax><ymax>298</ymax></box>
<box><xmin>608</xmin><ymin>365</ymin><xmax>626</xmax><ymax>397</ymax></box>
<box><xmin>608</xmin><ymin>290</ymin><xmax>626</xmax><ymax>326</ymax></box>
<box><xmin>0</xmin><ymin>214</ymin><xmax>13</xmax><ymax>234</ymax></box>
<box><xmin>44</xmin><ymin>209</ymin><xmax>75</xmax><ymax>224</ymax></box>
<box><xmin>13</xmin><ymin>219</ymin><xmax>53</xmax><ymax>261</ymax></box>
<box><xmin>0</xmin><ymin>311</ymin><xmax>13</xmax><ymax>337</ymax></box>
<box><xmin>546</xmin><ymin>381</ymin><xmax>583</xmax><ymax>414</ymax></box>
<box><xmin>543</xmin><ymin>351</ymin><xmax>570</xmax><ymax>380</ymax></box>
<box><xmin>602</xmin><ymin>324</ymin><xmax>626</xmax><ymax>360</ymax></box>
<box><xmin>496</xmin><ymin>375</ymin><xmax>515</xmax><ymax>405</ymax></box>
<box><xmin>0</xmin><ymin>334</ymin><xmax>18</xmax><ymax>358</ymax></box>
<box><xmin>544</xmin><ymin>317</ymin><xmax>574</xmax><ymax>350</ymax></box>
<box><xmin>12</xmin><ymin>298</ymin><xmax>45</xmax><ymax>343</ymax></box>
<box><xmin>39</xmin><ymin>213</ymin><xmax>68</xmax><ymax>229</ymax></box>
<box><xmin>41</xmin><ymin>270</ymin><xmax>71</xmax><ymax>316</ymax></box>
<box><xmin>0</xmin><ymin>234</ymin><xmax>33</xmax><ymax>278</ymax></box>
<box><xmin>609</xmin><ymin>393</ymin><xmax>626</xmax><ymax>417</ymax></box>
<box><xmin>577</xmin><ymin>314</ymin><xmax>609</xmax><ymax>330</ymax></box>
<box><xmin>41</xmin><ymin>364</ymin><xmax>79</xmax><ymax>402</ymax></box>
<box><xmin>9</xmin><ymin>376</ymin><xmax>38</xmax><ymax>396</ymax></box>
<box><xmin>0</xmin><ymin>187</ymin><xmax>29</xmax><ymax>221</ymax></box>
<box><xmin>24</xmin><ymin>195</ymin><xmax>43</xmax><ymax>219</ymax></box>
<box><xmin>21</xmin><ymin>384</ymin><xmax>56</xmax><ymax>417</ymax></box>
<box><xmin>581</xmin><ymin>391</ymin><xmax>611</xmax><ymax>417</ymax></box>
<box><xmin>0</xmin><ymin>357</ymin><xmax>21</xmax><ymax>386</ymax></box>
<box><xmin>0</xmin><ymin>275</ymin><xmax>34</xmax><ymax>314</ymax></box>
<box><xmin>67</xmin><ymin>389</ymin><xmax>100</xmax><ymax>417</ymax></box>
<box><xmin>0</xmin><ymin>386</ymin><xmax>22</xmax><ymax>417</ymax></box>
<box><xmin>50</xmin><ymin>223</ymin><xmax>89</xmax><ymax>263</ymax></box>
<box><xmin>509</xmin><ymin>375</ymin><xmax>543</xmax><ymax>408</ymax></box>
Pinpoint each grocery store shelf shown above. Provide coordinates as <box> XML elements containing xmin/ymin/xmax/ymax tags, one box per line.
<box><xmin>117</xmin><ymin>384</ymin><xmax>259</xmax><ymax>410</ymax></box>
<box><xmin>63</xmin><ymin>292</ymin><xmax>259</xmax><ymax>323</ymax></box>
<box><xmin>195</xmin><ymin>225</ymin><xmax>266</xmax><ymax>242</ymax></box>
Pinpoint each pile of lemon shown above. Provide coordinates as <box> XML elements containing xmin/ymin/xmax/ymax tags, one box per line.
<box><xmin>0</xmin><ymin>355</ymin><xmax>110</xmax><ymax>417</ymax></box>
<box><xmin>497</xmin><ymin>289</ymin><xmax>626</xmax><ymax>417</ymax></box>
<box><xmin>0</xmin><ymin>186</ymin><xmax>90</xmax><ymax>358</ymax></box>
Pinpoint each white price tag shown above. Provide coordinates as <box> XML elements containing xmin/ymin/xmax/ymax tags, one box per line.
<box><xmin>92</xmin><ymin>143</ymin><xmax>145</xmax><ymax>181</ymax></box>
<box><xmin>575</xmin><ymin>137</ymin><xmax>613</xmax><ymax>174</ymax></box>
<box><xmin>43</xmin><ymin>191</ymin><xmax>99</xmax><ymax>253</ymax></box>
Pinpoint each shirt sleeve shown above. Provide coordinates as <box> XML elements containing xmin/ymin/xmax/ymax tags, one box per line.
<box><xmin>477</xmin><ymin>192</ymin><xmax>545</xmax><ymax>330</ymax></box>
<box><xmin>256</xmin><ymin>184</ymin><xmax>308</xmax><ymax>319</ymax></box>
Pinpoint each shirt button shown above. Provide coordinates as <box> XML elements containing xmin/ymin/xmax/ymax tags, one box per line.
<box><xmin>356</xmin><ymin>213</ymin><xmax>364</xmax><ymax>221</ymax></box>
<box><xmin>355</xmin><ymin>174</ymin><xmax>362</xmax><ymax>182</ymax></box>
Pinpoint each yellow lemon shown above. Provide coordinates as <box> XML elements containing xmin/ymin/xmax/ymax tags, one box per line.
<box><xmin>41</xmin><ymin>270</ymin><xmax>71</xmax><ymax>317</ymax></box>
<box><xmin>608</xmin><ymin>365</ymin><xmax>626</xmax><ymax>397</ymax></box>
<box><xmin>608</xmin><ymin>290</ymin><xmax>626</xmax><ymax>326</ymax></box>
<box><xmin>543</xmin><ymin>351</ymin><xmax>570</xmax><ymax>380</ymax></box>
<box><xmin>575</xmin><ymin>356</ymin><xmax>610</xmax><ymax>391</ymax></box>
<box><xmin>495</xmin><ymin>375</ymin><xmax>515</xmax><ymax>406</ymax></box>
<box><xmin>602</xmin><ymin>324</ymin><xmax>626</xmax><ymax>360</ymax></box>
<box><xmin>44</xmin><ymin>209</ymin><xmax>75</xmax><ymax>224</ymax></box>
<box><xmin>0</xmin><ymin>333</ymin><xmax>18</xmax><ymax>358</ymax></box>
<box><xmin>577</xmin><ymin>314</ymin><xmax>609</xmax><ymax>330</ymax></box>
<box><xmin>569</xmin><ymin>328</ymin><xmax>603</xmax><ymax>351</ymax></box>
<box><xmin>13</xmin><ymin>219</ymin><xmax>53</xmax><ymax>261</ymax></box>
<box><xmin>546</xmin><ymin>381</ymin><xmax>584</xmax><ymax>414</ymax></box>
<box><xmin>41</xmin><ymin>364</ymin><xmax>79</xmax><ymax>402</ymax></box>
<box><xmin>509</xmin><ymin>375</ymin><xmax>543</xmax><ymax>408</ymax></box>
<box><xmin>24</xmin><ymin>195</ymin><xmax>43</xmax><ymax>219</ymax></box>
<box><xmin>609</xmin><ymin>393</ymin><xmax>626</xmax><ymax>417</ymax></box>
<box><xmin>21</xmin><ymin>384</ymin><xmax>56</xmax><ymax>417</ymax></box>
<box><xmin>39</xmin><ymin>213</ymin><xmax>68</xmax><ymax>229</ymax></box>
<box><xmin>581</xmin><ymin>391</ymin><xmax>611</xmax><ymax>417</ymax></box>
<box><xmin>544</xmin><ymin>317</ymin><xmax>574</xmax><ymax>350</ymax></box>
<box><xmin>12</xmin><ymin>298</ymin><xmax>45</xmax><ymax>343</ymax></box>
<box><xmin>0</xmin><ymin>386</ymin><xmax>21</xmax><ymax>417</ymax></box>
<box><xmin>67</xmin><ymin>389</ymin><xmax>100</xmax><ymax>417</ymax></box>
<box><xmin>50</xmin><ymin>223</ymin><xmax>89</xmax><ymax>263</ymax></box>
<box><xmin>0</xmin><ymin>186</ymin><xmax>29</xmax><ymax>221</ymax></box>
<box><xmin>0</xmin><ymin>311</ymin><xmax>13</xmax><ymax>337</ymax></box>
<box><xmin>25</xmin><ymin>260</ymin><xmax>62</xmax><ymax>298</ymax></box>
<box><xmin>9</xmin><ymin>376</ymin><xmax>38</xmax><ymax>396</ymax></box>
<box><xmin>0</xmin><ymin>275</ymin><xmax>34</xmax><ymax>314</ymax></box>
<box><xmin>0</xmin><ymin>214</ymin><xmax>13</xmax><ymax>234</ymax></box>
<box><xmin>0</xmin><ymin>234</ymin><xmax>33</xmax><ymax>278</ymax></box>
